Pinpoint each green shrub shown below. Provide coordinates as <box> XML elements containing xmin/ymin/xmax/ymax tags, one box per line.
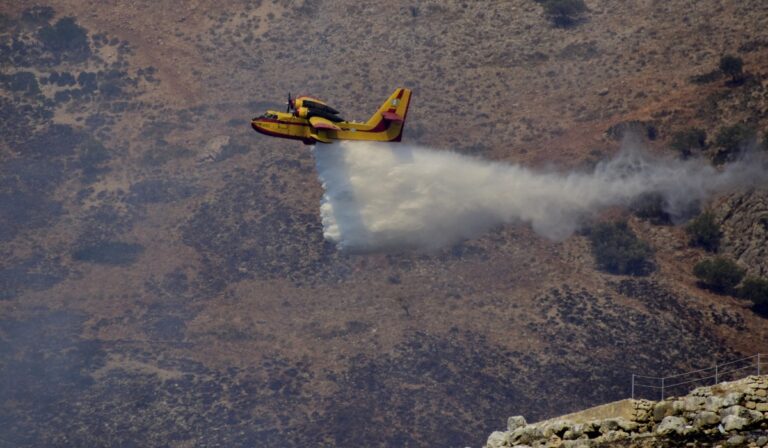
<box><xmin>538</xmin><ymin>0</ymin><xmax>587</xmax><ymax>27</ymax></box>
<box><xmin>719</xmin><ymin>55</ymin><xmax>744</xmax><ymax>83</ymax></box>
<box><xmin>739</xmin><ymin>277</ymin><xmax>768</xmax><ymax>306</ymax></box>
<box><xmin>587</xmin><ymin>221</ymin><xmax>654</xmax><ymax>276</ymax></box>
<box><xmin>685</xmin><ymin>211</ymin><xmax>721</xmax><ymax>252</ymax></box>
<box><xmin>713</xmin><ymin>123</ymin><xmax>756</xmax><ymax>164</ymax></box>
<box><xmin>693</xmin><ymin>257</ymin><xmax>745</xmax><ymax>293</ymax></box>
<box><xmin>670</xmin><ymin>128</ymin><xmax>707</xmax><ymax>158</ymax></box>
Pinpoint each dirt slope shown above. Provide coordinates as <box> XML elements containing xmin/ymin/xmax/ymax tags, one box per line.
<box><xmin>2</xmin><ymin>1</ymin><xmax>768</xmax><ymax>447</ymax></box>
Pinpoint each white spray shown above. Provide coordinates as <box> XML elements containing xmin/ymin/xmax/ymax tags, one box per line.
<box><xmin>314</xmin><ymin>141</ymin><xmax>768</xmax><ymax>252</ymax></box>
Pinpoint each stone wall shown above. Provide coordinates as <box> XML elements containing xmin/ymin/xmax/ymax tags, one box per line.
<box><xmin>485</xmin><ymin>376</ymin><xmax>768</xmax><ymax>447</ymax></box>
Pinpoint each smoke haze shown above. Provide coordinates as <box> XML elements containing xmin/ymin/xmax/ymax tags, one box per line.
<box><xmin>314</xmin><ymin>141</ymin><xmax>768</xmax><ymax>252</ymax></box>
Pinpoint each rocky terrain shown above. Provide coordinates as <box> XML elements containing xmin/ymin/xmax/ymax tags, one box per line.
<box><xmin>2</xmin><ymin>1</ymin><xmax>768</xmax><ymax>447</ymax></box>
<box><xmin>716</xmin><ymin>191</ymin><xmax>768</xmax><ymax>278</ymax></box>
<box><xmin>485</xmin><ymin>375</ymin><xmax>768</xmax><ymax>447</ymax></box>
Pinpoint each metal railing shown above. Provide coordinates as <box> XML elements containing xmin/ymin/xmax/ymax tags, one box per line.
<box><xmin>631</xmin><ymin>353</ymin><xmax>766</xmax><ymax>400</ymax></box>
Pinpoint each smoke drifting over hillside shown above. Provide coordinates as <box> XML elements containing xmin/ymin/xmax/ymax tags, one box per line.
<box><xmin>314</xmin><ymin>141</ymin><xmax>768</xmax><ymax>252</ymax></box>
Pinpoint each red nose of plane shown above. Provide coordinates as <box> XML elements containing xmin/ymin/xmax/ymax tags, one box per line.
<box><xmin>251</xmin><ymin>118</ymin><xmax>270</xmax><ymax>137</ymax></box>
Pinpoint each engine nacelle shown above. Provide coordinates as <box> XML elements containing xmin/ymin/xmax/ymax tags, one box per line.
<box><xmin>294</xmin><ymin>97</ymin><xmax>340</xmax><ymax>115</ymax></box>
<box><xmin>294</xmin><ymin>106</ymin><xmax>344</xmax><ymax>122</ymax></box>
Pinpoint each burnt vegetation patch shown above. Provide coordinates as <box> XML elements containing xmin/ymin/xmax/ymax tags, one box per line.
<box><xmin>2</xmin><ymin>3</ymin><xmax>768</xmax><ymax>448</ymax></box>
<box><xmin>1</xmin><ymin>132</ymin><xmax>74</xmax><ymax>241</ymax></box>
<box><xmin>0</xmin><ymin>176</ymin><xmax>63</xmax><ymax>243</ymax></box>
<box><xmin>0</xmin><ymin>315</ymin><xmax>554</xmax><ymax>448</ymax></box>
<box><xmin>18</xmin><ymin>123</ymin><xmax>85</xmax><ymax>158</ymax></box>
<box><xmin>1</xmin><ymin>6</ymin><xmax>152</xmax><ymax>135</ymax></box>
<box><xmin>0</xmin><ymin>254</ymin><xmax>68</xmax><ymax>300</ymax></box>
<box><xmin>0</xmin><ymin>97</ymin><xmax>52</xmax><ymax>146</ymax></box>
<box><xmin>1</xmin><ymin>11</ymin><xmax>89</xmax><ymax>67</ymax></box>
<box><xmin>128</xmin><ymin>178</ymin><xmax>202</xmax><ymax>205</ymax></box>
<box><xmin>308</xmin><ymin>330</ymin><xmax>533</xmax><ymax>448</ymax></box>
<box><xmin>72</xmin><ymin>241</ymin><xmax>144</xmax><ymax>265</ymax></box>
<box><xmin>0</xmin><ymin>309</ymin><xmax>105</xmax><ymax>446</ymax></box>
<box><xmin>37</xmin><ymin>16</ymin><xmax>91</xmax><ymax>62</ymax></box>
<box><xmin>0</xmin><ymin>6</ymin><xmax>166</xmax><ymax>283</ymax></box>
<box><xmin>75</xmin><ymin>203</ymin><xmax>137</xmax><ymax>246</ymax></box>
<box><xmin>214</xmin><ymin>138</ymin><xmax>251</xmax><ymax>162</ymax></box>
<box><xmin>0</xmin><ymin>122</ymin><xmax>118</xmax><ymax>241</ymax></box>
<box><xmin>77</xmin><ymin>137</ymin><xmax>112</xmax><ymax>182</ymax></box>
<box><xmin>3</xmin><ymin>349</ymin><xmax>318</xmax><ymax>448</ymax></box>
<box><xmin>0</xmin><ymin>71</ymin><xmax>41</xmax><ymax>97</ymax></box>
<box><xmin>0</xmin><ymin>7</ymin><xmax>148</xmax><ymax>245</ymax></box>
<box><xmin>534</xmin><ymin>282</ymin><xmax>742</xmax><ymax>401</ymax></box>
<box><xmin>181</xmin><ymin>165</ymin><xmax>345</xmax><ymax>287</ymax></box>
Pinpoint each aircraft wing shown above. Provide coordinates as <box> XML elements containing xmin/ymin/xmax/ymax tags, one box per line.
<box><xmin>309</xmin><ymin>116</ymin><xmax>341</xmax><ymax>130</ymax></box>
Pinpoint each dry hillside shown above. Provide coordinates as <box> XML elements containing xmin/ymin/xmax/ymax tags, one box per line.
<box><xmin>1</xmin><ymin>1</ymin><xmax>768</xmax><ymax>447</ymax></box>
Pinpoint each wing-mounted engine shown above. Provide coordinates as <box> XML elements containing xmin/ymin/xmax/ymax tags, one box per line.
<box><xmin>287</xmin><ymin>93</ymin><xmax>344</xmax><ymax>122</ymax></box>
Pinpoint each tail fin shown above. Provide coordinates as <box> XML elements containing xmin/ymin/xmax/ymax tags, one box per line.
<box><xmin>366</xmin><ymin>88</ymin><xmax>412</xmax><ymax>142</ymax></box>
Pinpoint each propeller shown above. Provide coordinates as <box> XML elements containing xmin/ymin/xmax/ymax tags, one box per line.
<box><xmin>286</xmin><ymin>92</ymin><xmax>293</xmax><ymax>113</ymax></box>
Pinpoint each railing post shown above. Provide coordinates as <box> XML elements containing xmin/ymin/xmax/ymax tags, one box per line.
<box><xmin>631</xmin><ymin>374</ymin><xmax>635</xmax><ymax>399</ymax></box>
<box><xmin>661</xmin><ymin>377</ymin><xmax>665</xmax><ymax>401</ymax></box>
<box><xmin>715</xmin><ymin>363</ymin><xmax>718</xmax><ymax>384</ymax></box>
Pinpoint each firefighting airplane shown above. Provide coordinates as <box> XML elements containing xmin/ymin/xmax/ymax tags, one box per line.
<box><xmin>251</xmin><ymin>88</ymin><xmax>411</xmax><ymax>145</ymax></box>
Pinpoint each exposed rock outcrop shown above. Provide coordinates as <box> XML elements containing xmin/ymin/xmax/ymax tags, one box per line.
<box><xmin>485</xmin><ymin>376</ymin><xmax>768</xmax><ymax>447</ymax></box>
<box><xmin>715</xmin><ymin>190</ymin><xmax>768</xmax><ymax>278</ymax></box>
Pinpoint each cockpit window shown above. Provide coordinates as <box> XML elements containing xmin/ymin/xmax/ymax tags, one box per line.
<box><xmin>256</xmin><ymin>113</ymin><xmax>278</xmax><ymax>119</ymax></box>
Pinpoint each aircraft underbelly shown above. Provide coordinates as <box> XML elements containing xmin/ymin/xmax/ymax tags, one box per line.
<box><xmin>331</xmin><ymin>125</ymin><xmax>401</xmax><ymax>142</ymax></box>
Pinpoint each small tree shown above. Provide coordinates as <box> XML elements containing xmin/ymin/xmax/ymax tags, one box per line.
<box><xmin>693</xmin><ymin>257</ymin><xmax>745</xmax><ymax>294</ymax></box>
<box><xmin>719</xmin><ymin>55</ymin><xmax>744</xmax><ymax>83</ymax></box>
<box><xmin>739</xmin><ymin>277</ymin><xmax>768</xmax><ymax>306</ymax></box>
<box><xmin>670</xmin><ymin>128</ymin><xmax>707</xmax><ymax>158</ymax></box>
<box><xmin>713</xmin><ymin>123</ymin><xmax>756</xmax><ymax>164</ymax></box>
<box><xmin>540</xmin><ymin>0</ymin><xmax>587</xmax><ymax>27</ymax></box>
<box><xmin>685</xmin><ymin>211</ymin><xmax>721</xmax><ymax>252</ymax></box>
<box><xmin>587</xmin><ymin>221</ymin><xmax>655</xmax><ymax>276</ymax></box>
